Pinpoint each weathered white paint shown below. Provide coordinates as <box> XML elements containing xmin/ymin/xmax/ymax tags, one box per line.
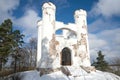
<box><xmin>37</xmin><ymin>2</ymin><xmax>91</xmax><ymax>69</ymax></box>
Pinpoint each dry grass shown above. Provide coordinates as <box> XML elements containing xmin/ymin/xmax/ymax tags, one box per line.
<box><xmin>0</xmin><ymin>67</ymin><xmax>35</xmax><ymax>77</ymax></box>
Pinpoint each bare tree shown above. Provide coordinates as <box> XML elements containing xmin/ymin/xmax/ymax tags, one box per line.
<box><xmin>26</xmin><ymin>37</ymin><xmax>37</xmax><ymax>67</ymax></box>
<box><xmin>109</xmin><ymin>57</ymin><xmax>120</xmax><ymax>76</ymax></box>
<box><xmin>11</xmin><ymin>47</ymin><xmax>29</xmax><ymax>72</ymax></box>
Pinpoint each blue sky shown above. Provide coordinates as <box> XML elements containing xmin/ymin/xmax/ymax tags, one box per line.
<box><xmin>0</xmin><ymin>0</ymin><xmax>120</xmax><ymax>61</ymax></box>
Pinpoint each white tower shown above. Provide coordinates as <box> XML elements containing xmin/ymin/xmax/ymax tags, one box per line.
<box><xmin>37</xmin><ymin>2</ymin><xmax>57</xmax><ymax>68</ymax></box>
<box><xmin>74</xmin><ymin>9</ymin><xmax>91</xmax><ymax>67</ymax></box>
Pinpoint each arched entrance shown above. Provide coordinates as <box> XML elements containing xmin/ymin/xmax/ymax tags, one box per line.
<box><xmin>61</xmin><ymin>47</ymin><xmax>72</xmax><ymax>66</ymax></box>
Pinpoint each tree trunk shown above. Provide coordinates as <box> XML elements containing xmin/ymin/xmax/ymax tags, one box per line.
<box><xmin>30</xmin><ymin>50</ymin><xmax>32</xmax><ymax>67</ymax></box>
<box><xmin>34</xmin><ymin>51</ymin><xmax>37</xmax><ymax>67</ymax></box>
<box><xmin>0</xmin><ymin>58</ymin><xmax>2</xmax><ymax>71</ymax></box>
<box><xmin>18</xmin><ymin>60</ymin><xmax>20</xmax><ymax>71</ymax></box>
<box><xmin>14</xmin><ymin>56</ymin><xmax>17</xmax><ymax>73</ymax></box>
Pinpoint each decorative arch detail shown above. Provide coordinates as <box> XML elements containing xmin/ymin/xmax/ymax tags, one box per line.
<box><xmin>55</xmin><ymin>25</ymin><xmax>77</xmax><ymax>34</ymax></box>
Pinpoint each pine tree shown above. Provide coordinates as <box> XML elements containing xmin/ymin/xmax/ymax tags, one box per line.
<box><xmin>92</xmin><ymin>51</ymin><xmax>109</xmax><ymax>71</ymax></box>
<box><xmin>0</xmin><ymin>19</ymin><xmax>24</xmax><ymax>71</ymax></box>
<box><xmin>0</xmin><ymin>19</ymin><xmax>13</xmax><ymax>70</ymax></box>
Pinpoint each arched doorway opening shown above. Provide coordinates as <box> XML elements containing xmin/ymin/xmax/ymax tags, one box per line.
<box><xmin>61</xmin><ymin>47</ymin><xmax>72</xmax><ymax>66</ymax></box>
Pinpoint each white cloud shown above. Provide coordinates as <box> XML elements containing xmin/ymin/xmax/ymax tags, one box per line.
<box><xmin>41</xmin><ymin>0</ymin><xmax>70</xmax><ymax>9</ymax></box>
<box><xmin>88</xmin><ymin>0</ymin><xmax>120</xmax><ymax>62</ymax></box>
<box><xmin>89</xmin><ymin>28</ymin><xmax>120</xmax><ymax>62</ymax></box>
<box><xmin>0</xmin><ymin>0</ymin><xmax>19</xmax><ymax>23</ymax></box>
<box><xmin>0</xmin><ymin>0</ymin><xmax>41</xmax><ymax>43</ymax></box>
<box><xmin>88</xmin><ymin>19</ymin><xmax>105</xmax><ymax>32</ymax></box>
<box><xmin>98</xmin><ymin>28</ymin><xmax>120</xmax><ymax>41</ymax></box>
<box><xmin>89</xmin><ymin>0</ymin><xmax>120</xmax><ymax>17</ymax></box>
<box><xmin>88</xmin><ymin>18</ymin><xmax>120</xmax><ymax>33</ymax></box>
<box><xmin>88</xmin><ymin>33</ymin><xmax>107</xmax><ymax>61</ymax></box>
<box><xmin>15</xmin><ymin>9</ymin><xmax>40</xmax><ymax>29</ymax></box>
<box><xmin>54</xmin><ymin>0</ymin><xmax>70</xmax><ymax>9</ymax></box>
<box><xmin>89</xmin><ymin>34</ymin><xmax>107</xmax><ymax>50</ymax></box>
<box><xmin>14</xmin><ymin>9</ymin><xmax>41</xmax><ymax>42</ymax></box>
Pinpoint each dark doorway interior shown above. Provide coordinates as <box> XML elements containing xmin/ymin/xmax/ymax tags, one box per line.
<box><xmin>61</xmin><ymin>47</ymin><xmax>71</xmax><ymax>66</ymax></box>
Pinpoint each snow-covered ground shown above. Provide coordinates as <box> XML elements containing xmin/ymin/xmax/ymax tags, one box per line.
<box><xmin>4</xmin><ymin>66</ymin><xmax>119</xmax><ymax>80</ymax></box>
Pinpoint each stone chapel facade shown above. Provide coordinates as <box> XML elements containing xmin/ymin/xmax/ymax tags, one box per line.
<box><xmin>37</xmin><ymin>2</ymin><xmax>91</xmax><ymax>69</ymax></box>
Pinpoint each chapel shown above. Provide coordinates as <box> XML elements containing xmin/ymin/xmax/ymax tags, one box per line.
<box><xmin>37</xmin><ymin>2</ymin><xmax>91</xmax><ymax>70</ymax></box>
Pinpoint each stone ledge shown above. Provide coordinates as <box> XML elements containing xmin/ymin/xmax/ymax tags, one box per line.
<box><xmin>80</xmin><ymin>66</ymin><xmax>96</xmax><ymax>73</ymax></box>
<box><xmin>38</xmin><ymin>68</ymin><xmax>61</xmax><ymax>76</ymax></box>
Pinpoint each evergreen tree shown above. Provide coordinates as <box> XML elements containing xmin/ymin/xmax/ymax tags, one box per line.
<box><xmin>0</xmin><ymin>19</ymin><xmax>24</xmax><ymax>71</ymax></box>
<box><xmin>0</xmin><ymin>19</ymin><xmax>13</xmax><ymax>70</ymax></box>
<box><xmin>92</xmin><ymin>51</ymin><xmax>109</xmax><ymax>71</ymax></box>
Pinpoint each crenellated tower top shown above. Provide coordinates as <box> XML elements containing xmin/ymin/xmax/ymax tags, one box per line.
<box><xmin>42</xmin><ymin>2</ymin><xmax>56</xmax><ymax>23</ymax></box>
<box><xmin>74</xmin><ymin>9</ymin><xmax>87</xmax><ymax>16</ymax></box>
<box><xmin>74</xmin><ymin>9</ymin><xmax>87</xmax><ymax>24</ymax></box>
<box><xmin>42</xmin><ymin>2</ymin><xmax>56</xmax><ymax>10</ymax></box>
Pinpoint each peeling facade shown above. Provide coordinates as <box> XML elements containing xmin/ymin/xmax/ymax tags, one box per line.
<box><xmin>37</xmin><ymin>2</ymin><xmax>91</xmax><ymax>69</ymax></box>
